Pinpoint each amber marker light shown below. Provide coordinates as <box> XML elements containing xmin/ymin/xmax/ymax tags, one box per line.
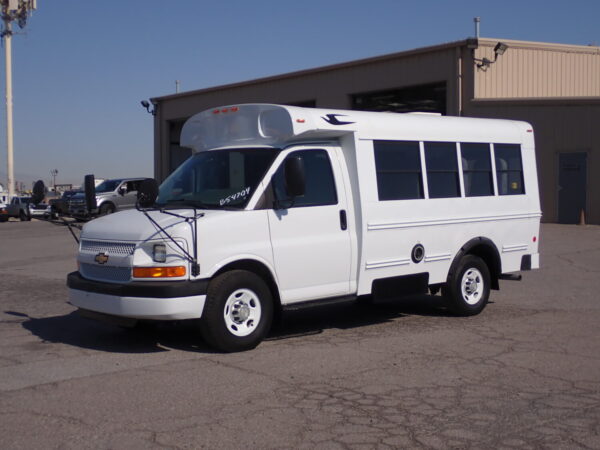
<box><xmin>133</xmin><ymin>266</ymin><xmax>186</xmax><ymax>278</ymax></box>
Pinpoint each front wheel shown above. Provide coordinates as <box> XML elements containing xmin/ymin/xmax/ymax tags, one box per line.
<box><xmin>19</xmin><ymin>210</ymin><xmax>30</xmax><ymax>221</ymax></box>
<box><xmin>200</xmin><ymin>270</ymin><xmax>273</xmax><ymax>352</ymax></box>
<box><xmin>99</xmin><ymin>203</ymin><xmax>115</xmax><ymax>215</ymax></box>
<box><xmin>443</xmin><ymin>255</ymin><xmax>490</xmax><ymax>316</ymax></box>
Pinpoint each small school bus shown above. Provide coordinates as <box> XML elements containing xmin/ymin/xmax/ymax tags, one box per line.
<box><xmin>67</xmin><ymin>104</ymin><xmax>541</xmax><ymax>352</ymax></box>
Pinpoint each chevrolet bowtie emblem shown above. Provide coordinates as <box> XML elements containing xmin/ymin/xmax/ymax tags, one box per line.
<box><xmin>94</xmin><ymin>252</ymin><xmax>109</xmax><ymax>264</ymax></box>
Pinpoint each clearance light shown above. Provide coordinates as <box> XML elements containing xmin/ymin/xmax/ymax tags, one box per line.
<box><xmin>533</xmin><ymin>236</ymin><xmax>537</xmax><ymax>242</ymax></box>
<box><xmin>213</xmin><ymin>107</ymin><xmax>239</xmax><ymax>115</ymax></box>
<box><xmin>133</xmin><ymin>266</ymin><xmax>186</xmax><ymax>278</ymax></box>
<box><xmin>296</xmin><ymin>119</ymin><xmax>306</xmax><ymax>123</ymax></box>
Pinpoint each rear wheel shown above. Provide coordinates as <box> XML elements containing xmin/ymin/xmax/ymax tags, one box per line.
<box><xmin>443</xmin><ymin>255</ymin><xmax>490</xmax><ymax>316</ymax></box>
<box><xmin>19</xmin><ymin>210</ymin><xmax>30</xmax><ymax>221</ymax></box>
<box><xmin>200</xmin><ymin>270</ymin><xmax>273</xmax><ymax>352</ymax></box>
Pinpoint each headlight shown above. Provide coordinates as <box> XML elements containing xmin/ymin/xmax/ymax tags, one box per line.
<box><xmin>153</xmin><ymin>243</ymin><xmax>167</xmax><ymax>262</ymax></box>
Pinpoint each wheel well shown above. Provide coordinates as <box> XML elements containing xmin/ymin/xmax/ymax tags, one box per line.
<box><xmin>213</xmin><ymin>260</ymin><xmax>282</xmax><ymax>311</ymax></box>
<box><xmin>450</xmin><ymin>238</ymin><xmax>502</xmax><ymax>290</ymax></box>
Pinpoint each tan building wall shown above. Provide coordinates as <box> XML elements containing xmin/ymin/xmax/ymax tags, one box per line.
<box><xmin>474</xmin><ymin>39</ymin><xmax>600</xmax><ymax>99</ymax></box>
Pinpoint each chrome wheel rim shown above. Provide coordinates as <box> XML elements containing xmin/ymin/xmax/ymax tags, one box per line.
<box><xmin>461</xmin><ymin>268</ymin><xmax>484</xmax><ymax>305</ymax></box>
<box><xmin>223</xmin><ymin>288</ymin><xmax>262</xmax><ymax>337</ymax></box>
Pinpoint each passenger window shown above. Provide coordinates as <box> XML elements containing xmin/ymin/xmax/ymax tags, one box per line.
<box><xmin>461</xmin><ymin>143</ymin><xmax>494</xmax><ymax>197</ymax></box>
<box><xmin>424</xmin><ymin>142</ymin><xmax>460</xmax><ymax>198</ymax></box>
<box><xmin>495</xmin><ymin>144</ymin><xmax>525</xmax><ymax>195</ymax></box>
<box><xmin>272</xmin><ymin>150</ymin><xmax>337</xmax><ymax>207</ymax></box>
<box><xmin>374</xmin><ymin>141</ymin><xmax>423</xmax><ymax>201</ymax></box>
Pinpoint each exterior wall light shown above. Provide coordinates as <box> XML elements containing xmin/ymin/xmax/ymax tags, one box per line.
<box><xmin>474</xmin><ymin>41</ymin><xmax>509</xmax><ymax>71</ymax></box>
<box><xmin>141</xmin><ymin>100</ymin><xmax>156</xmax><ymax>116</ymax></box>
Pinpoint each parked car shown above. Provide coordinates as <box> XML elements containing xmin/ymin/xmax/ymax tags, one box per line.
<box><xmin>29</xmin><ymin>200</ymin><xmax>49</xmax><ymax>218</ymax></box>
<box><xmin>1</xmin><ymin>196</ymin><xmax>32</xmax><ymax>221</ymax></box>
<box><xmin>0</xmin><ymin>201</ymin><xmax>8</xmax><ymax>222</ymax></box>
<box><xmin>68</xmin><ymin>178</ymin><xmax>146</xmax><ymax>218</ymax></box>
<box><xmin>48</xmin><ymin>190</ymin><xmax>81</xmax><ymax>218</ymax></box>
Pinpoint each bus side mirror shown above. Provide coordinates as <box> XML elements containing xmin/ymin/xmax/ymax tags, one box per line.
<box><xmin>284</xmin><ymin>156</ymin><xmax>305</xmax><ymax>198</ymax></box>
<box><xmin>137</xmin><ymin>178</ymin><xmax>159</xmax><ymax>208</ymax></box>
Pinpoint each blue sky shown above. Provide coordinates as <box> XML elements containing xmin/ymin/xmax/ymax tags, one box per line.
<box><xmin>1</xmin><ymin>0</ymin><xmax>599</xmax><ymax>187</ymax></box>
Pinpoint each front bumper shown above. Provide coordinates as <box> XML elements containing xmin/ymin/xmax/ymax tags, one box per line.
<box><xmin>67</xmin><ymin>271</ymin><xmax>208</xmax><ymax>320</ymax></box>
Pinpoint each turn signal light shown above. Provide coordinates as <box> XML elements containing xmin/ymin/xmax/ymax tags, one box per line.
<box><xmin>133</xmin><ymin>266</ymin><xmax>186</xmax><ymax>278</ymax></box>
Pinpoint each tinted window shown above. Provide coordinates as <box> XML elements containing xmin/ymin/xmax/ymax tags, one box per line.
<box><xmin>461</xmin><ymin>143</ymin><xmax>494</xmax><ymax>197</ymax></box>
<box><xmin>495</xmin><ymin>144</ymin><xmax>525</xmax><ymax>195</ymax></box>
<box><xmin>374</xmin><ymin>141</ymin><xmax>423</xmax><ymax>201</ymax></box>
<box><xmin>425</xmin><ymin>142</ymin><xmax>460</xmax><ymax>198</ymax></box>
<box><xmin>272</xmin><ymin>150</ymin><xmax>337</xmax><ymax>207</ymax></box>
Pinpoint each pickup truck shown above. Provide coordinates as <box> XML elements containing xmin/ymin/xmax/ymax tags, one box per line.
<box><xmin>0</xmin><ymin>196</ymin><xmax>32</xmax><ymax>221</ymax></box>
<box><xmin>48</xmin><ymin>190</ymin><xmax>81</xmax><ymax>218</ymax></box>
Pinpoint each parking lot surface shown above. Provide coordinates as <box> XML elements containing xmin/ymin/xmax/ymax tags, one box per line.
<box><xmin>1</xmin><ymin>220</ymin><xmax>599</xmax><ymax>449</ymax></box>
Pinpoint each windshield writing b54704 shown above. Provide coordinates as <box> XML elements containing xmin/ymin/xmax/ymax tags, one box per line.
<box><xmin>219</xmin><ymin>187</ymin><xmax>250</xmax><ymax>206</ymax></box>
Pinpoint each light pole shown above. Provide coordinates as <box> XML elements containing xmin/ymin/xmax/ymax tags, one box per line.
<box><xmin>50</xmin><ymin>168</ymin><xmax>57</xmax><ymax>191</ymax></box>
<box><xmin>1</xmin><ymin>0</ymin><xmax>37</xmax><ymax>200</ymax></box>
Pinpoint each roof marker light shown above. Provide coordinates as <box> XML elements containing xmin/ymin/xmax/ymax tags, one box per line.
<box><xmin>212</xmin><ymin>109</ymin><xmax>220</xmax><ymax>114</ymax></box>
<box><xmin>231</xmin><ymin>106</ymin><xmax>239</xmax><ymax>112</ymax></box>
<box><xmin>296</xmin><ymin>119</ymin><xmax>305</xmax><ymax>123</ymax></box>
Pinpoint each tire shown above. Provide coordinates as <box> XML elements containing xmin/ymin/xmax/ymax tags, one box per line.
<box><xmin>443</xmin><ymin>255</ymin><xmax>490</xmax><ymax>316</ymax></box>
<box><xmin>19</xmin><ymin>210</ymin><xmax>30</xmax><ymax>221</ymax></box>
<box><xmin>99</xmin><ymin>203</ymin><xmax>115</xmax><ymax>215</ymax></box>
<box><xmin>200</xmin><ymin>270</ymin><xmax>273</xmax><ymax>352</ymax></box>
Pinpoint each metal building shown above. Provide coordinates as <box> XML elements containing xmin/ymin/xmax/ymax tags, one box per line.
<box><xmin>150</xmin><ymin>38</ymin><xmax>600</xmax><ymax>224</ymax></box>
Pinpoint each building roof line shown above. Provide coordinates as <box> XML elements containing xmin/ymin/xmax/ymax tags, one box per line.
<box><xmin>151</xmin><ymin>38</ymin><xmax>600</xmax><ymax>104</ymax></box>
<box><xmin>151</xmin><ymin>39</ymin><xmax>471</xmax><ymax>103</ymax></box>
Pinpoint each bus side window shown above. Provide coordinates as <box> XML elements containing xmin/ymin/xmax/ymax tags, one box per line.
<box><xmin>495</xmin><ymin>144</ymin><xmax>525</xmax><ymax>195</ymax></box>
<box><xmin>424</xmin><ymin>142</ymin><xmax>460</xmax><ymax>199</ymax></box>
<box><xmin>374</xmin><ymin>140</ymin><xmax>423</xmax><ymax>201</ymax></box>
<box><xmin>461</xmin><ymin>143</ymin><xmax>494</xmax><ymax>197</ymax></box>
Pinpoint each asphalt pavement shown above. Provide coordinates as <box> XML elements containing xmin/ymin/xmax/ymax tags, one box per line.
<box><xmin>1</xmin><ymin>219</ymin><xmax>599</xmax><ymax>449</ymax></box>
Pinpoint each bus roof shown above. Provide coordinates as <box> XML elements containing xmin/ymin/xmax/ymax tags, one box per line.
<box><xmin>180</xmin><ymin>104</ymin><xmax>532</xmax><ymax>152</ymax></box>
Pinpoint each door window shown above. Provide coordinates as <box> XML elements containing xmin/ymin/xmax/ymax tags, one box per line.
<box><xmin>272</xmin><ymin>150</ymin><xmax>337</xmax><ymax>207</ymax></box>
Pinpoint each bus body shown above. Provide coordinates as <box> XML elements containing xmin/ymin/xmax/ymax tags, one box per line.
<box><xmin>68</xmin><ymin>104</ymin><xmax>540</xmax><ymax>352</ymax></box>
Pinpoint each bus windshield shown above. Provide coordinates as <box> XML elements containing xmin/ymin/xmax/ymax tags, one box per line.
<box><xmin>156</xmin><ymin>148</ymin><xmax>279</xmax><ymax>209</ymax></box>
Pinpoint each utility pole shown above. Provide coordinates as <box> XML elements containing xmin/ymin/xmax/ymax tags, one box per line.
<box><xmin>1</xmin><ymin>0</ymin><xmax>37</xmax><ymax>200</ymax></box>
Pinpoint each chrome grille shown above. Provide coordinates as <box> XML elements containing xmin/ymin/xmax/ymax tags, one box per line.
<box><xmin>80</xmin><ymin>239</ymin><xmax>136</xmax><ymax>256</ymax></box>
<box><xmin>80</xmin><ymin>263</ymin><xmax>131</xmax><ymax>283</ymax></box>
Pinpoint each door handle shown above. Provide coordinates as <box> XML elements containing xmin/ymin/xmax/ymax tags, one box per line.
<box><xmin>339</xmin><ymin>209</ymin><xmax>347</xmax><ymax>231</ymax></box>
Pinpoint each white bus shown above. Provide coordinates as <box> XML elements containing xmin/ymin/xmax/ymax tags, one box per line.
<box><xmin>68</xmin><ymin>104</ymin><xmax>541</xmax><ymax>352</ymax></box>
